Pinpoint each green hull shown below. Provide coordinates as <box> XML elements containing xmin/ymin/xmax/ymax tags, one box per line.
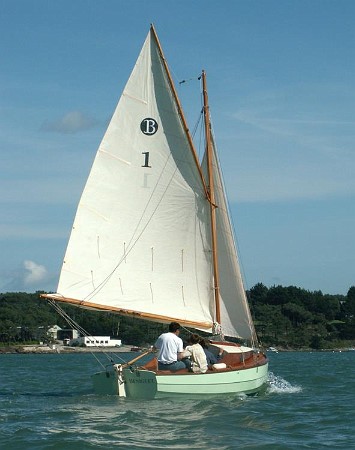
<box><xmin>92</xmin><ymin>363</ymin><xmax>268</xmax><ymax>399</ymax></box>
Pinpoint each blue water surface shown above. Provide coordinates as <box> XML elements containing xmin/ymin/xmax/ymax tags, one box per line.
<box><xmin>0</xmin><ymin>351</ymin><xmax>354</xmax><ymax>449</ymax></box>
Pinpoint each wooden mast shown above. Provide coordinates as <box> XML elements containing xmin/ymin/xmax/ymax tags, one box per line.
<box><xmin>202</xmin><ymin>70</ymin><xmax>221</xmax><ymax>324</ymax></box>
<box><xmin>151</xmin><ymin>24</ymin><xmax>222</xmax><ymax>325</ymax></box>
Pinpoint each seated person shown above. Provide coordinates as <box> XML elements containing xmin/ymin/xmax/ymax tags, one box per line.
<box><xmin>181</xmin><ymin>334</ymin><xmax>208</xmax><ymax>373</ymax></box>
<box><xmin>153</xmin><ymin>322</ymin><xmax>188</xmax><ymax>371</ymax></box>
<box><xmin>200</xmin><ymin>339</ymin><xmax>223</xmax><ymax>368</ymax></box>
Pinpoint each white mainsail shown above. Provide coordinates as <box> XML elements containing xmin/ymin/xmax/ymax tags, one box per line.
<box><xmin>46</xmin><ymin>26</ymin><xmax>255</xmax><ymax>340</ymax></box>
<box><xmin>54</xmin><ymin>29</ymin><xmax>215</xmax><ymax>330</ymax></box>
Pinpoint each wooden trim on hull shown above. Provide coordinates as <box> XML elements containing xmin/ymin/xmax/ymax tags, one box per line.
<box><xmin>143</xmin><ymin>351</ymin><xmax>268</xmax><ymax>375</ymax></box>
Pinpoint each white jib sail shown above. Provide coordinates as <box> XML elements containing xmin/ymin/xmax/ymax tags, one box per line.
<box><xmin>202</xmin><ymin>136</ymin><xmax>255</xmax><ymax>340</ymax></box>
<box><xmin>56</xmin><ymin>29</ymin><xmax>215</xmax><ymax>328</ymax></box>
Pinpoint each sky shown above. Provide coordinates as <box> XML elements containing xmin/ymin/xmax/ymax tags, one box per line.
<box><xmin>1</xmin><ymin>0</ymin><xmax>354</xmax><ymax>296</ymax></box>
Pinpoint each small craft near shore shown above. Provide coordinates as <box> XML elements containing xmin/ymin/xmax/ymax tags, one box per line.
<box><xmin>267</xmin><ymin>347</ymin><xmax>279</xmax><ymax>353</ymax></box>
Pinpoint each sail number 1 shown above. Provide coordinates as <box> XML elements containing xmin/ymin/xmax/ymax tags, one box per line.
<box><xmin>142</xmin><ymin>152</ymin><xmax>151</xmax><ymax>168</ymax></box>
<box><xmin>140</xmin><ymin>118</ymin><xmax>158</xmax><ymax>168</ymax></box>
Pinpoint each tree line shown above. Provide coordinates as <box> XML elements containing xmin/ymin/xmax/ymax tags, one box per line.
<box><xmin>0</xmin><ymin>284</ymin><xmax>354</xmax><ymax>349</ymax></box>
<box><xmin>248</xmin><ymin>284</ymin><xmax>355</xmax><ymax>349</ymax></box>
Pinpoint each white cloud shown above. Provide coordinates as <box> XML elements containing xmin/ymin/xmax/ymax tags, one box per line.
<box><xmin>0</xmin><ymin>260</ymin><xmax>54</xmax><ymax>293</ymax></box>
<box><xmin>41</xmin><ymin>110</ymin><xmax>98</xmax><ymax>134</ymax></box>
<box><xmin>23</xmin><ymin>260</ymin><xmax>48</xmax><ymax>285</ymax></box>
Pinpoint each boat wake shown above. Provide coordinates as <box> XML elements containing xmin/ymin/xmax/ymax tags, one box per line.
<box><xmin>267</xmin><ymin>371</ymin><xmax>302</xmax><ymax>394</ymax></box>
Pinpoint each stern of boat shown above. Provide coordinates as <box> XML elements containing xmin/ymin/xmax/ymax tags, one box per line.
<box><xmin>92</xmin><ymin>364</ymin><xmax>126</xmax><ymax>396</ymax></box>
<box><xmin>122</xmin><ymin>366</ymin><xmax>158</xmax><ymax>399</ymax></box>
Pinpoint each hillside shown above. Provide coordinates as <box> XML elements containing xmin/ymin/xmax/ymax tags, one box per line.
<box><xmin>0</xmin><ymin>284</ymin><xmax>354</xmax><ymax>349</ymax></box>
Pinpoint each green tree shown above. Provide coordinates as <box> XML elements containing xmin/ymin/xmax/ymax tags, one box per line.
<box><xmin>248</xmin><ymin>283</ymin><xmax>268</xmax><ymax>306</ymax></box>
<box><xmin>282</xmin><ymin>302</ymin><xmax>312</xmax><ymax>326</ymax></box>
<box><xmin>344</xmin><ymin>286</ymin><xmax>355</xmax><ymax>317</ymax></box>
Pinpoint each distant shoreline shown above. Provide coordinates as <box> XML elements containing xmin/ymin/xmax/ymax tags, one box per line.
<box><xmin>0</xmin><ymin>344</ymin><xmax>138</xmax><ymax>354</ymax></box>
<box><xmin>0</xmin><ymin>344</ymin><xmax>353</xmax><ymax>354</ymax></box>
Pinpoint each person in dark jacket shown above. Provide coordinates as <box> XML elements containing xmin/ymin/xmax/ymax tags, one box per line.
<box><xmin>200</xmin><ymin>339</ymin><xmax>223</xmax><ymax>367</ymax></box>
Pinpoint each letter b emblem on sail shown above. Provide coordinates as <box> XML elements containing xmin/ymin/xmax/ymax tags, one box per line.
<box><xmin>140</xmin><ymin>118</ymin><xmax>158</xmax><ymax>135</ymax></box>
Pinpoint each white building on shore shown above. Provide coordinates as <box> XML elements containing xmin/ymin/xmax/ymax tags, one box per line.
<box><xmin>47</xmin><ymin>325</ymin><xmax>62</xmax><ymax>340</ymax></box>
<box><xmin>69</xmin><ymin>336</ymin><xmax>122</xmax><ymax>347</ymax></box>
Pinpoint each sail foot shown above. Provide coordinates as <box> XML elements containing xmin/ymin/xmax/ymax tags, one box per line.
<box><xmin>40</xmin><ymin>293</ymin><xmax>213</xmax><ymax>330</ymax></box>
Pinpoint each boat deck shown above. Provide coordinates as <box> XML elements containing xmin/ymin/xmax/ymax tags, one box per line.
<box><xmin>141</xmin><ymin>343</ymin><xmax>268</xmax><ymax>375</ymax></box>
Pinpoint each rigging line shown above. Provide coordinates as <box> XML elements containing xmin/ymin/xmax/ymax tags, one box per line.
<box><xmin>52</xmin><ymin>303</ymin><xmax>128</xmax><ymax>366</ymax></box>
<box><xmin>196</xmin><ymin>107</ymin><xmax>205</xmax><ymax>161</ymax></box>
<box><xmin>178</xmin><ymin>75</ymin><xmax>201</xmax><ymax>85</ymax></box>
<box><xmin>48</xmin><ymin>301</ymin><xmax>110</xmax><ymax>368</ymax></box>
<box><xmin>49</xmin><ymin>300</ymin><xmax>86</xmax><ymax>335</ymax></box>
<box><xmin>190</xmin><ymin>108</ymin><xmax>204</xmax><ymax>139</ymax></box>
<box><xmin>195</xmin><ymin>84</ymin><xmax>205</xmax><ymax>161</ymax></box>
<box><xmin>166</xmin><ymin>58</ymin><xmax>199</xmax><ymax>86</ymax></box>
<box><xmin>177</xmin><ymin>74</ymin><xmax>204</xmax><ymax>140</ymax></box>
<box><xmin>180</xmin><ymin>326</ymin><xmax>211</xmax><ymax>343</ymax></box>
<box><xmin>47</xmin><ymin>300</ymin><xmax>128</xmax><ymax>366</ymax></box>
<box><xmin>181</xmin><ymin>325</ymin><xmax>193</xmax><ymax>335</ymax></box>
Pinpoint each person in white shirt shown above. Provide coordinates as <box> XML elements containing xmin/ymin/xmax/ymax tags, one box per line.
<box><xmin>154</xmin><ymin>322</ymin><xmax>187</xmax><ymax>371</ymax></box>
<box><xmin>181</xmin><ymin>333</ymin><xmax>208</xmax><ymax>373</ymax></box>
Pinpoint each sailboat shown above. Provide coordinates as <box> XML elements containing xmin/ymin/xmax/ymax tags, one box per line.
<box><xmin>41</xmin><ymin>25</ymin><xmax>268</xmax><ymax>398</ymax></box>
